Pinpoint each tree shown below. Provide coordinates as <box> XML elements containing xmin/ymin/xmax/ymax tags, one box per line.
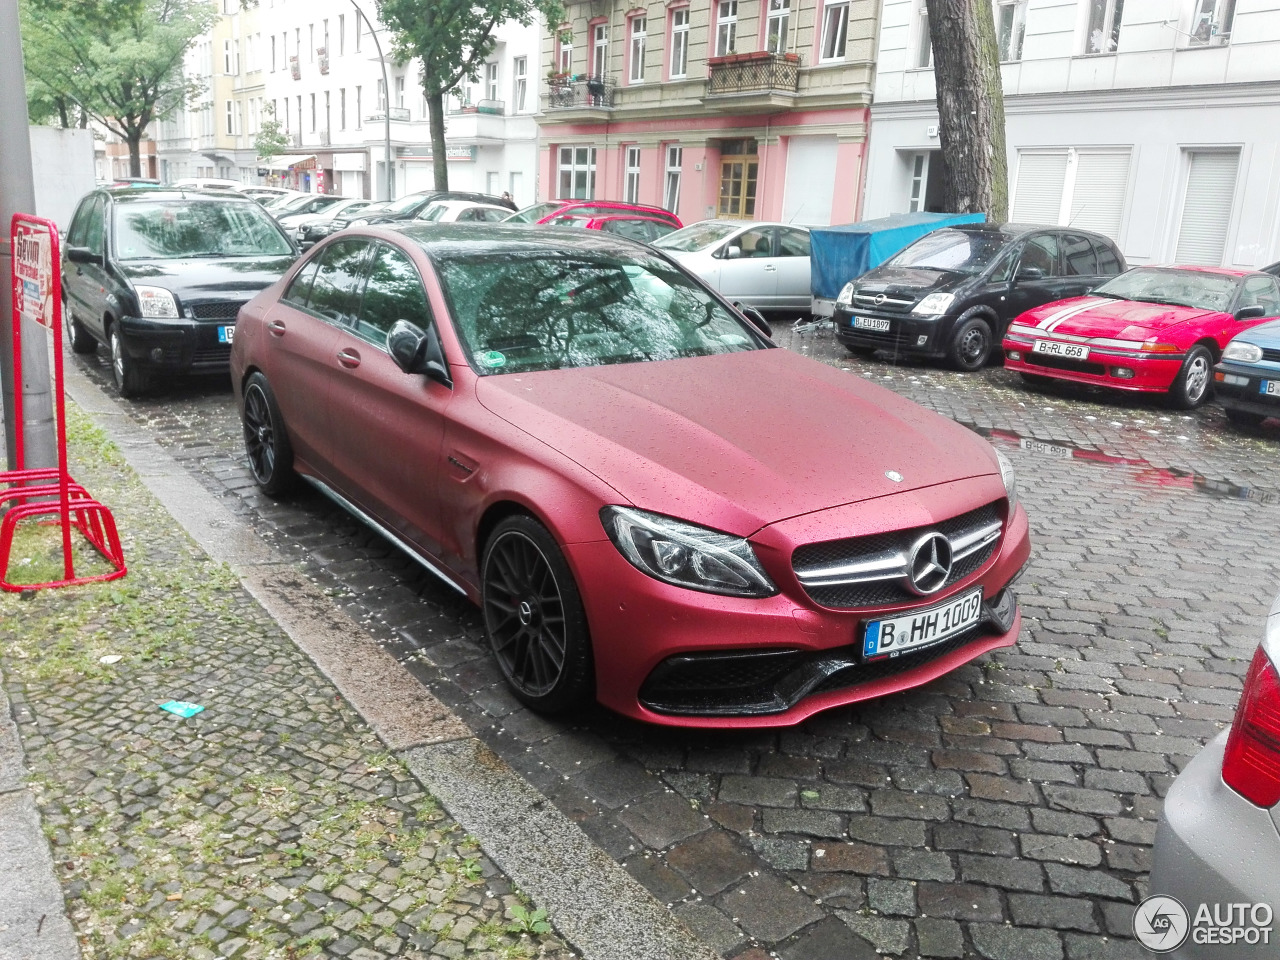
<box><xmin>255</xmin><ymin>107</ymin><xmax>291</xmax><ymax>163</ymax></box>
<box><xmin>378</xmin><ymin>0</ymin><xmax>562</xmax><ymax>191</ymax></box>
<box><xmin>20</xmin><ymin>0</ymin><xmax>215</xmax><ymax>176</ymax></box>
<box><xmin>923</xmin><ymin>0</ymin><xmax>1009</xmax><ymax>221</ymax></box>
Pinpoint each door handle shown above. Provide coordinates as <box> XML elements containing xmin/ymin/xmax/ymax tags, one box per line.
<box><xmin>336</xmin><ymin>348</ymin><xmax>361</xmax><ymax>368</ymax></box>
<box><xmin>764</xmin><ymin>264</ymin><xmax>777</xmax><ymax>272</ymax></box>
<box><xmin>267</xmin><ymin>319</ymin><xmax>286</xmax><ymax>336</ymax></box>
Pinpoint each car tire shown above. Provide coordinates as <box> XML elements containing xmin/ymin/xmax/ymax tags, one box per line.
<box><xmin>947</xmin><ymin>313</ymin><xmax>994</xmax><ymax>372</ymax></box>
<box><xmin>63</xmin><ymin>298</ymin><xmax>96</xmax><ymax>355</ymax></box>
<box><xmin>481</xmin><ymin>515</ymin><xmax>594</xmax><ymax>715</ymax></box>
<box><xmin>1225</xmin><ymin>407</ymin><xmax>1267</xmax><ymax>428</ymax></box>
<box><xmin>108</xmin><ymin>325</ymin><xmax>146</xmax><ymax>398</ymax></box>
<box><xmin>241</xmin><ymin>372</ymin><xmax>295</xmax><ymax>497</ymax></box>
<box><xmin>1168</xmin><ymin>344</ymin><xmax>1214</xmax><ymax>410</ymax></box>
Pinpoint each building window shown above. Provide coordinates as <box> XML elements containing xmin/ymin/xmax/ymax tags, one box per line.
<box><xmin>396</xmin><ymin>76</ymin><xmax>405</xmax><ymax>108</ymax></box>
<box><xmin>1085</xmin><ymin>0</ymin><xmax>1124</xmax><ymax>54</ymax></box>
<box><xmin>324</xmin><ymin>90</ymin><xmax>331</xmax><ymax>135</ymax></box>
<box><xmin>559</xmin><ymin>146</ymin><xmax>597</xmax><ymax>199</ymax></box>
<box><xmin>1188</xmin><ymin>0</ymin><xmax>1236</xmax><ymax>45</ymax></box>
<box><xmin>484</xmin><ymin>62</ymin><xmax>498</xmax><ymax>101</ymax></box>
<box><xmin>718</xmin><ymin>139</ymin><xmax>758</xmax><ymax>218</ymax></box>
<box><xmin>664</xmin><ymin>146</ymin><xmax>682</xmax><ymax>211</ymax></box>
<box><xmin>1011</xmin><ymin>147</ymin><xmax>1132</xmax><ymax>240</ymax></box>
<box><xmin>271</xmin><ymin>35</ymin><xmax>277</xmax><ymax>72</ymax></box>
<box><xmin>592</xmin><ymin>23</ymin><xmax>608</xmax><ymax>77</ymax></box>
<box><xmin>355</xmin><ymin>18</ymin><xmax>361</xmax><ymax>53</ymax></box>
<box><xmin>356</xmin><ymin>86</ymin><xmax>362</xmax><ymax>128</ymax></box>
<box><xmin>225</xmin><ymin>100</ymin><xmax>234</xmax><ymax>135</ymax></box>
<box><xmin>766</xmin><ymin>0</ymin><xmax>791</xmax><ymax>54</ymax></box>
<box><xmin>224</xmin><ymin>40</ymin><xmax>233</xmax><ymax>75</ymax></box>
<box><xmin>820</xmin><ymin>0</ymin><xmax>849</xmax><ymax>61</ymax></box>
<box><xmin>558</xmin><ymin>31</ymin><xmax>573</xmax><ymax>74</ymax></box>
<box><xmin>670</xmin><ymin>9</ymin><xmax>689</xmax><ymax>78</ymax></box>
<box><xmin>377</xmin><ymin>79</ymin><xmax>386</xmax><ymax>111</ymax></box>
<box><xmin>630</xmin><ymin>17</ymin><xmax>647</xmax><ymax>82</ymax></box>
<box><xmin>914</xmin><ymin>0</ymin><xmax>933</xmax><ymax>68</ymax></box>
<box><xmin>1175</xmin><ymin>150</ymin><xmax>1239</xmax><ymax>265</ymax></box>
<box><xmin>716</xmin><ymin>0</ymin><xmax>738</xmax><ymax>57</ymax></box>
<box><xmin>908</xmin><ymin>153</ymin><xmax>929</xmax><ymax>212</ymax></box>
<box><xmin>296</xmin><ymin>95</ymin><xmax>302</xmax><ymax>132</ymax></box>
<box><xmin>996</xmin><ymin>0</ymin><xmax>1027</xmax><ymax>61</ymax></box>
<box><xmin>513</xmin><ymin>56</ymin><xmax>528</xmax><ymax>111</ymax></box>
<box><xmin>625</xmin><ymin>146</ymin><xmax>641</xmax><ymax>203</ymax></box>
<box><xmin>309</xmin><ymin>24</ymin><xmax>315</xmax><ymax>61</ymax></box>
<box><xmin>340</xmin><ymin>88</ymin><xmax>346</xmax><ymax>129</ymax></box>
<box><xmin>338</xmin><ymin>14</ymin><xmax>345</xmax><ymax>55</ymax></box>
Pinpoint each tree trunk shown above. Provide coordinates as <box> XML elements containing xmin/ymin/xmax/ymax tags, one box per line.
<box><xmin>426</xmin><ymin>88</ymin><xmax>448</xmax><ymax>191</ymax></box>
<box><xmin>56</xmin><ymin>98</ymin><xmax>69</xmax><ymax>129</ymax></box>
<box><xmin>923</xmin><ymin>0</ymin><xmax>1008</xmax><ymax>221</ymax></box>
<box><xmin>128</xmin><ymin>135</ymin><xmax>142</xmax><ymax>177</ymax></box>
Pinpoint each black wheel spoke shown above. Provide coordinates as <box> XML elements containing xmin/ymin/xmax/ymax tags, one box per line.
<box><xmin>483</xmin><ymin>529</ymin><xmax>571</xmax><ymax>699</ymax></box>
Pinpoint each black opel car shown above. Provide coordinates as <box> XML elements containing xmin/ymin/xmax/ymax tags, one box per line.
<box><xmin>61</xmin><ymin>188</ymin><xmax>297</xmax><ymax>397</ymax></box>
<box><xmin>834</xmin><ymin>223</ymin><xmax>1127</xmax><ymax>370</ymax></box>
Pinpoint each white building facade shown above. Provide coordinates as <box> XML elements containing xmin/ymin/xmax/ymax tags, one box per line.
<box><xmin>158</xmin><ymin>0</ymin><xmax>544</xmax><ymax>204</ymax></box>
<box><xmin>863</xmin><ymin>0</ymin><xmax>1280</xmax><ymax>269</ymax></box>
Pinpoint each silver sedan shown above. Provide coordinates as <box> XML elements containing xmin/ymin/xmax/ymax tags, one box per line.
<box><xmin>1148</xmin><ymin>589</ymin><xmax>1280</xmax><ymax>957</ymax></box>
<box><xmin>652</xmin><ymin>220</ymin><xmax>811</xmax><ymax>311</ymax></box>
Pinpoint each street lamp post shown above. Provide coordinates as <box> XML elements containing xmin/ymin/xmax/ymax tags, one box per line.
<box><xmin>349</xmin><ymin>0</ymin><xmax>393</xmax><ymax>202</ymax></box>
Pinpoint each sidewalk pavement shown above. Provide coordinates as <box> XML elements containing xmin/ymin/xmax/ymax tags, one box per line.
<box><xmin>0</xmin><ymin>375</ymin><xmax>719</xmax><ymax>960</ymax></box>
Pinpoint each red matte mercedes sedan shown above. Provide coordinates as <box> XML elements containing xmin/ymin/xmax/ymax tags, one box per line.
<box><xmin>230</xmin><ymin>225</ymin><xmax>1030</xmax><ymax>727</ymax></box>
<box><xmin>1003</xmin><ymin>266</ymin><xmax>1280</xmax><ymax>408</ymax></box>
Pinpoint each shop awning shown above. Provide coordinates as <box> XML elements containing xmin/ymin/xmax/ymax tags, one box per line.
<box><xmin>262</xmin><ymin>154</ymin><xmax>317</xmax><ymax>171</ymax></box>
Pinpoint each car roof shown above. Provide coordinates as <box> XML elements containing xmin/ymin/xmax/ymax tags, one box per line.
<box><xmin>683</xmin><ymin>219</ymin><xmax>807</xmax><ymax>230</ymax></box>
<box><xmin>103</xmin><ymin>187</ymin><xmax>259</xmax><ymax>203</ymax></box>
<box><xmin>382</xmin><ymin>222</ymin><xmax>652</xmax><ymax>259</ymax></box>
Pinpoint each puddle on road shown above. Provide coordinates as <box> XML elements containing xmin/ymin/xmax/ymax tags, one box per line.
<box><xmin>968</xmin><ymin>425</ymin><xmax>1280</xmax><ymax>507</ymax></box>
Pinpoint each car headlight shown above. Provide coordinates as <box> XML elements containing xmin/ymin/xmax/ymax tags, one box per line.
<box><xmin>134</xmin><ymin>285</ymin><xmax>180</xmax><ymax>319</ymax></box>
<box><xmin>836</xmin><ymin>282</ymin><xmax>855</xmax><ymax>306</ymax></box>
<box><xmin>912</xmin><ymin>292</ymin><xmax>955</xmax><ymax>316</ymax></box>
<box><xmin>1223</xmin><ymin>341</ymin><xmax>1264</xmax><ymax>364</ymax></box>
<box><xmin>601</xmin><ymin>506</ymin><xmax>777</xmax><ymax>598</ymax></box>
<box><xmin>994</xmin><ymin>448</ymin><xmax>1018</xmax><ymax>510</ymax></box>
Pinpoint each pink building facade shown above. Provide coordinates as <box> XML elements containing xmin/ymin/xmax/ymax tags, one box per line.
<box><xmin>536</xmin><ymin>0</ymin><xmax>878</xmax><ymax>227</ymax></box>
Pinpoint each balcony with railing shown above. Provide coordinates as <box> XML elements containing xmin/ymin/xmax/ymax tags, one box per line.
<box><xmin>704</xmin><ymin>52</ymin><xmax>800</xmax><ymax>112</ymax></box>
<box><xmin>446</xmin><ymin>99</ymin><xmax>509</xmax><ymax>143</ymax></box>
<box><xmin>542</xmin><ymin>75</ymin><xmax>616</xmax><ymax>121</ymax></box>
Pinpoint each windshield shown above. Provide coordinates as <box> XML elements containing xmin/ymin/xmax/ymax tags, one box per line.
<box><xmin>382</xmin><ymin>193</ymin><xmax>433</xmax><ymax>216</ymax></box>
<box><xmin>419</xmin><ymin>203</ymin><xmax>450</xmax><ymax>222</ymax></box>
<box><xmin>653</xmin><ymin>222</ymin><xmax>741</xmax><ymax>253</ymax></box>
<box><xmin>886</xmin><ymin>229</ymin><xmax>1008</xmax><ymax>275</ymax></box>
<box><xmin>1093</xmin><ymin>267</ymin><xmax>1240</xmax><ymax>312</ymax></box>
<box><xmin>435</xmin><ymin>250</ymin><xmax>766</xmax><ymax>375</ymax></box>
<box><xmin>113</xmin><ymin>201</ymin><xmax>293</xmax><ymax>260</ymax></box>
<box><xmin>505</xmin><ymin>201</ymin><xmax>563</xmax><ymax>224</ymax></box>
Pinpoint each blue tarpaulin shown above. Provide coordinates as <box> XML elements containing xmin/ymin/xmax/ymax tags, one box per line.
<box><xmin>810</xmin><ymin>212</ymin><xmax>987</xmax><ymax>299</ymax></box>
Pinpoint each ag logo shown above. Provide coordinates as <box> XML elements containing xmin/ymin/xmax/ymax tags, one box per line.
<box><xmin>1134</xmin><ymin>895</ymin><xmax>1190</xmax><ymax>953</ymax></box>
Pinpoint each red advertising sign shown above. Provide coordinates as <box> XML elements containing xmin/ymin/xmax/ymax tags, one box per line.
<box><xmin>12</xmin><ymin>219</ymin><xmax>54</xmax><ymax>328</ymax></box>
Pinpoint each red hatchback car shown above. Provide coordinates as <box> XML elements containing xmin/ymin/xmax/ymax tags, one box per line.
<box><xmin>1003</xmin><ymin>266</ymin><xmax>1280</xmax><ymax>408</ymax></box>
<box><xmin>230</xmin><ymin>225</ymin><xmax>1030</xmax><ymax>727</ymax></box>
<box><xmin>506</xmin><ymin>199</ymin><xmax>682</xmax><ymax>230</ymax></box>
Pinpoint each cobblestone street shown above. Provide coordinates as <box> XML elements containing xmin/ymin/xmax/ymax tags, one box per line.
<box><xmin>43</xmin><ymin>321</ymin><xmax>1280</xmax><ymax>959</ymax></box>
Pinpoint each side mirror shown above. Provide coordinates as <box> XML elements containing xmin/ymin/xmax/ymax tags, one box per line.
<box><xmin>1236</xmin><ymin>304</ymin><xmax>1267</xmax><ymax>321</ymax></box>
<box><xmin>66</xmin><ymin>245</ymin><xmax>101</xmax><ymax>266</ymax></box>
<box><xmin>723</xmin><ymin>244</ymin><xmax>743</xmax><ymax>260</ymax></box>
<box><xmin>388</xmin><ymin>319</ymin><xmax>451</xmax><ymax>387</ymax></box>
<box><xmin>1015</xmin><ymin>264</ymin><xmax>1045</xmax><ymax>282</ymax></box>
<box><xmin>733</xmin><ymin>301</ymin><xmax>773</xmax><ymax>338</ymax></box>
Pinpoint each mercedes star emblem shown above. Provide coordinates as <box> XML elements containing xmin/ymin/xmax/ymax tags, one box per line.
<box><xmin>905</xmin><ymin>532</ymin><xmax>954</xmax><ymax>595</ymax></box>
<box><xmin>885</xmin><ymin>470</ymin><xmax>904</xmax><ymax>483</ymax></box>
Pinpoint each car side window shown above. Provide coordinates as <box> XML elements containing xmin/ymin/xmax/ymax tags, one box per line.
<box><xmin>1239</xmin><ymin>276</ymin><xmax>1280</xmax><ymax>318</ymax></box>
<box><xmin>479</xmin><ymin>208</ymin><xmax>508</xmax><ymax>223</ymax></box>
<box><xmin>777</xmin><ymin>228</ymin><xmax>810</xmax><ymax>258</ymax></box>
<box><xmin>66</xmin><ymin>199</ymin><xmax>92</xmax><ymax>247</ymax></box>
<box><xmin>1094</xmin><ymin>241</ymin><xmax>1123</xmax><ymax>275</ymax></box>
<box><xmin>1018</xmin><ymin>235</ymin><xmax>1059</xmax><ymax>278</ymax></box>
<box><xmin>84</xmin><ymin>198</ymin><xmax>106</xmax><ymax>256</ymax></box>
<box><xmin>602</xmin><ymin>219</ymin><xmax>652</xmax><ymax>242</ymax></box>
<box><xmin>1061</xmin><ymin>234</ymin><xmax>1098</xmax><ymax>277</ymax></box>
<box><xmin>358</xmin><ymin>242</ymin><xmax>433</xmax><ymax>343</ymax></box>
<box><xmin>306</xmin><ymin>239</ymin><xmax>371</xmax><ymax>326</ymax></box>
<box><xmin>284</xmin><ymin>259</ymin><xmax>321</xmax><ymax>306</ymax></box>
<box><xmin>737</xmin><ymin>227</ymin><xmax>775</xmax><ymax>258</ymax></box>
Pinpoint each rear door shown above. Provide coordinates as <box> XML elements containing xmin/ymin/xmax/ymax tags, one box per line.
<box><xmin>325</xmin><ymin>240</ymin><xmax>452</xmax><ymax>557</ymax></box>
<box><xmin>716</xmin><ymin>225</ymin><xmax>779</xmax><ymax>306</ymax></box>
<box><xmin>774</xmin><ymin>227</ymin><xmax>812</xmax><ymax>308</ymax></box>
<box><xmin>1060</xmin><ymin>232</ymin><xmax>1109</xmax><ymax>298</ymax></box>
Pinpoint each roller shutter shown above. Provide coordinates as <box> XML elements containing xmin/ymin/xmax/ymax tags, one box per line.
<box><xmin>1012</xmin><ymin>151</ymin><xmax>1068</xmax><ymax>224</ymax></box>
<box><xmin>1175</xmin><ymin>151</ymin><xmax>1238</xmax><ymax>266</ymax></box>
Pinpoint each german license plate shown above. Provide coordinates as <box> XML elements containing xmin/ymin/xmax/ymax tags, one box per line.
<box><xmin>218</xmin><ymin>325</ymin><xmax>235</xmax><ymax>344</ymax></box>
<box><xmin>863</xmin><ymin>588</ymin><xmax>983</xmax><ymax>659</ymax></box>
<box><xmin>1262</xmin><ymin>380</ymin><xmax>1280</xmax><ymax>396</ymax></box>
<box><xmin>1033</xmin><ymin>339</ymin><xmax>1088</xmax><ymax>360</ymax></box>
<box><xmin>853</xmin><ymin>316</ymin><xmax>891</xmax><ymax>332</ymax></box>
<box><xmin>1020</xmin><ymin>438</ymin><xmax>1074</xmax><ymax>459</ymax></box>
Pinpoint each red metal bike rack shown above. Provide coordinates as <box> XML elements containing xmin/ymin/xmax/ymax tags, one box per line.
<box><xmin>1</xmin><ymin>212</ymin><xmax>126</xmax><ymax>591</ymax></box>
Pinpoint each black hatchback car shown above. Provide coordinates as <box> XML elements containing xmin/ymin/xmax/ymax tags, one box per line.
<box><xmin>61</xmin><ymin>188</ymin><xmax>297</xmax><ymax>397</ymax></box>
<box><xmin>834</xmin><ymin>223</ymin><xmax>1127</xmax><ymax>370</ymax></box>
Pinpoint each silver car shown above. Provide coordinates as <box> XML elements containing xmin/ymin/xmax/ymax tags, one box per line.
<box><xmin>1148</xmin><ymin>589</ymin><xmax>1280</xmax><ymax>957</ymax></box>
<box><xmin>652</xmin><ymin>220</ymin><xmax>811</xmax><ymax>311</ymax></box>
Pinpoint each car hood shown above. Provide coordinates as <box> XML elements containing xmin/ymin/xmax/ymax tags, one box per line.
<box><xmin>1232</xmin><ymin>318</ymin><xmax>1280</xmax><ymax>349</ymax></box>
<box><xmin>856</xmin><ymin>265</ymin><xmax>967</xmax><ymax>298</ymax></box>
<box><xmin>1017</xmin><ymin>296</ymin><xmax>1219</xmax><ymax>339</ymax></box>
<box><xmin>475</xmin><ymin>348</ymin><xmax>999</xmax><ymax>535</ymax></box>
<box><xmin>116</xmin><ymin>255</ymin><xmax>296</xmax><ymax>304</ymax></box>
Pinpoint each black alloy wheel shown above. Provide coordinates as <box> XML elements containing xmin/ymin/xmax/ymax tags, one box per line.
<box><xmin>108</xmin><ymin>325</ymin><xmax>146</xmax><ymax>397</ymax></box>
<box><xmin>481</xmin><ymin>515</ymin><xmax>593</xmax><ymax>714</ymax></box>
<box><xmin>948</xmin><ymin>313</ymin><xmax>993</xmax><ymax>372</ymax></box>
<box><xmin>242</xmin><ymin>372</ymin><xmax>295</xmax><ymax>496</ymax></box>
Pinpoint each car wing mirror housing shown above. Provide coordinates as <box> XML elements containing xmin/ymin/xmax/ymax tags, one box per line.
<box><xmin>1015</xmin><ymin>265</ymin><xmax>1045</xmax><ymax>282</ymax></box>
<box><xmin>66</xmin><ymin>245</ymin><xmax>101</xmax><ymax>266</ymax></box>
<box><xmin>732</xmin><ymin>301</ymin><xmax>773</xmax><ymax>339</ymax></box>
<box><xmin>723</xmin><ymin>244</ymin><xmax>743</xmax><ymax>260</ymax></box>
<box><xmin>388</xmin><ymin>319</ymin><xmax>452</xmax><ymax>387</ymax></box>
<box><xmin>1236</xmin><ymin>305</ymin><xmax>1267</xmax><ymax>321</ymax></box>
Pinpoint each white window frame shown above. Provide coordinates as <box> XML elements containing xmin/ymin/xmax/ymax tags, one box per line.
<box><xmin>338</xmin><ymin>14</ymin><xmax>345</xmax><ymax>56</ymax></box>
<box><xmin>224</xmin><ymin>39</ymin><xmax>233</xmax><ymax>75</ymax></box>
<box><xmin>559</xmin><ymin>146</ymin><xmax>598</xmax><ymax>200</ymax></box>
<box><xmin>995</xmin><ymin>0</ymin><xmax>1028</xmax><ymax>62</ymax></box>
<box><xmin>625</xmin><ymin>146</ymin><xmax>642</xmax><ymax>203</ymax></box>
<box><xmin>340</xmin><ymin>87</ymin><xmax>346</xmax><ymax>129</ymax></box>
<box><xmin>1084</xmin><ymin>0</ymin><xmax>1124</xmax><ymax>55</ymax></box>
<box><xmin>820</xmin><ymin>0</ymin><xmax>849</xmax><ymax>62</ymax></box>
<box><xmin>766</xmin><ymin>0</ymin><xmax>791</xmax><ymax>55</ymax></box>
<box><xmin>484</xmin><ymin>62</ymin><xmax>498</xmax><ymax>102</ymax></box>
<box><xmin>630</xmin><ymin>17</ymin><xmax>647</xmax><ymax>83</ymax></box>
<box><xmin>914</xmin><ymin>0</ymin><xmax>933</xmax><ymax>69</ymax></box>
<box><xmin>716</xmin><ymin>0</ymin><xmax>738</xmax><ymax>57</ymax></box>
<box><xmin>309</xmin><ymin>92</ymin><xmax>316</xmax><ymax>132</ymax></box>
<box><xmin>558</xmin><ymin>34</ymin><xmax>573</xmax><ymax>74</ymax></box>
<box><xmin>670</xmin><ymin>9</ymin><xmax>689</xmax><ymax>78</ymax></box>
<box><xmin>225</xmin><ymin>99</ymin><xmax>234</xmax><ymax>135</ymax></box>
<box><xmin>664</xmin><ymin>145</ymin><xmax>683</xmax><ymax>212</ymax></box>
<box><xmin>513</xmin><ymin>56</ymin><xmax>528</xmax><ymax>111</ymax></box>
<box><xmin>908</xmin><ymin>153</ymin><xmax>929</xmax><ymax>212</ymax></box>
<box><xmin>1187</xmin><ymin>0</ymin><xmax>1236</xmax><ymax>46</ymax></box>
<box><xmin>593</xmin><ymin>23</ymin><xmax>609</xmax><ymax>77</ymax></box>
<box><xmin>396</xmin><ymin>75</ymin><xmax>406</xmax><ymax>109</ymax></box>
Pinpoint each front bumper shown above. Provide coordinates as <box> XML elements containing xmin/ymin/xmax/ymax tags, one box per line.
<box><xmin>117</xmin><ymin>315</ymin><xmax>238</xmax><ymax>374</ymax></box>
<box><xmin>1003</xmin><ymin>331</ymin><xmax>1183</xmax><ymax>394</ymax></box>
<box><xmin>833</xmin><ymin>305</ymin><xmax>950</xmax><ymax>358</ymax></box>
<box><xmin>567</xmin><ymin>487</ymin><xmax>1031</xmax><ymax>728</ymax></box>
<box><xmin>1150</xmin><ymin>731</ymin><xmax>1280</xmax><ymax>958</ymax></box>
<box><xmin>1214</xmin><ymin>360</ymin><xmax>1280</xmax><ymax>418</ymax></box>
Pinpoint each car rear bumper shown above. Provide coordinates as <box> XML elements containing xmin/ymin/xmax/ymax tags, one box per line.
<box><xmin>1003</xmin><ymin>333</ymin><xmax>1184</xmax><ymax>393</ymax></box>
<box><xmin>118</xmin><ymin>315</ymin><xmax>238</xmax><ymax>374</ymax></box>
<box><xmin>1150</xmin><ymin>730</ymin><xmax>1280</xmax><ymax>958</ymax></box>
<box><xmin>833</xmin><ymin>305</ymin><xmax>950</xmax><ymax>358</ymax></box>
<box><xmin>1214</xmin><ymin>360</ymin><xmax>1280</xmax><ymax>416</ymax></box>
<box><xmin>567</xmin><ymin>496</ymin><xmax>1031</xmax><ymax>728</ymax></box>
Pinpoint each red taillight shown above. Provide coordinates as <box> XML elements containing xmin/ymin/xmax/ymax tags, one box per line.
<box><xmin>1222</xmin><ymin>648</ymin><xmax>1280</xmax><ymax>808</ymax></box>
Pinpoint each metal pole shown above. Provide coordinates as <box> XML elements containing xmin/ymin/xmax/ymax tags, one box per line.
<box><xmin>0</xmin><ymin>0</ymin><xmax>57</xmax><ymax>471</ymax></box>
<box><xmin>349</xmin><ymin>0</ymin><xmax>393</xmax><ymax>202</ymax></box>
